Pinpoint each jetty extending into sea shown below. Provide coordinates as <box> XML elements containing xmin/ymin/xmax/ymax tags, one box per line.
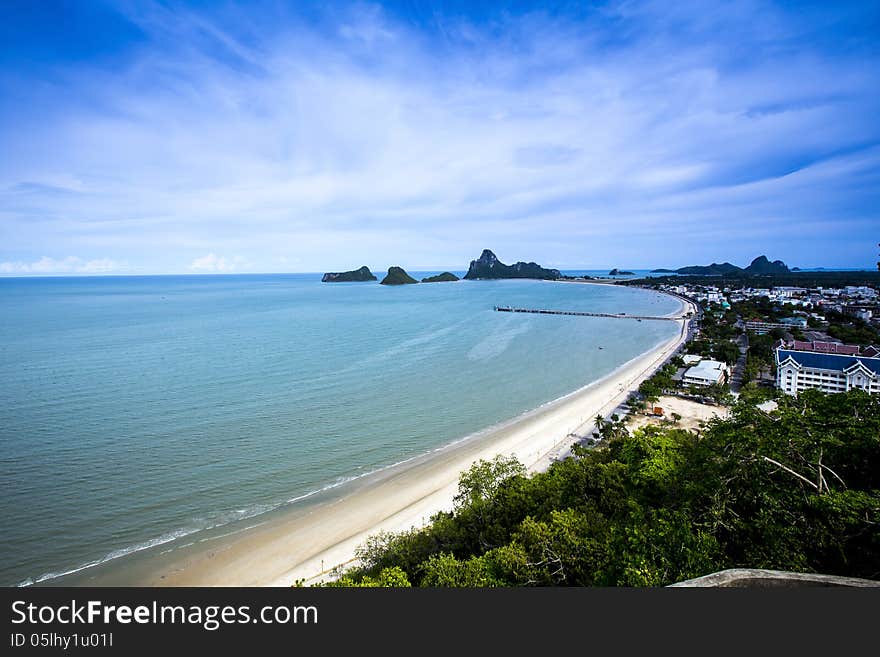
<box><xmin>494</xmin><ymin>305</ymin><xmax>683</xmax><ymax>321</ymax></box>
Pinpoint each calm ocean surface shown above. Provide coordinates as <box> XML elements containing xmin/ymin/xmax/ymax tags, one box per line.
<box><xmin>0</xmin><ymin>273</ymin><xmax>680</xmax><ymax>585</ymax></box>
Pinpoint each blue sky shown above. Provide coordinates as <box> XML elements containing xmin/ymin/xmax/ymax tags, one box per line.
<box><xmin>1</xmin><ymin>0</ymin><xmax>878</xmax><ymax>274</ymax></box>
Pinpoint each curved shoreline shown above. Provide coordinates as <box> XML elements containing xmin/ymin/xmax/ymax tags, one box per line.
<box><xmin>54</xmin><ymin>288</ymin><xmax>694</xmax><ymax>587</ymax></box>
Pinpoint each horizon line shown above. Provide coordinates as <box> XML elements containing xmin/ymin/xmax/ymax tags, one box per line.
<box><xmin>1</xmin><ymin>267</ymin><xmax>877</xmax><ymax>280</ymax></box>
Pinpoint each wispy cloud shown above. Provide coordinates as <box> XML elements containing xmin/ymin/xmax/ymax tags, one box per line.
<box><xmin>189</xmin><ymin>253</ymin><xmax>248</xmax><ymax>273</ymax></box>
<box><xmin>0</xmin><ymin>0</ymin><xmax>877</xmax><ymax>271</ymax></box>
<box><xmin>0</xmin><ymin>256</ymin><xmax>125</xmax><ymax>274</ymax></box>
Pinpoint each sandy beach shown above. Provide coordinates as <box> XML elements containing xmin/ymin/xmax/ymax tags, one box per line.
<box><xmin>71</xmin><ymin>291</ymin><xmax>690</xmax><ymax>587</ymax></box>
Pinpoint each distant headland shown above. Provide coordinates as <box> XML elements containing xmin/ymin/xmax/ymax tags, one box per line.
<box><xmin>651</xmin><ymin>255</ymin><xmax>789</xmax><ymax>277</ymax></box>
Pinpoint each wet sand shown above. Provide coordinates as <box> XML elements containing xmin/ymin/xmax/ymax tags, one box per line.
<box><xmin>59</xmin><ymin>295</ymin><xmax>693</xmax><ymax>587</ymax></box>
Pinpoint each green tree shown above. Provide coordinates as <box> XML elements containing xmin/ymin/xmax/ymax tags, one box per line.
<box><xmin>328</xmin><ymin>566</ymin><xmax>412</xmax><ymax>587</ymax></box>
<box><xmin>454</xmin><ymin>455</ymin><xmax>526</xmax><ymax>509</ymax></box>
<box><xmin>328</xmin><ymin>389</ymin><xmax>880</xmax><ymax>587</ymax></box>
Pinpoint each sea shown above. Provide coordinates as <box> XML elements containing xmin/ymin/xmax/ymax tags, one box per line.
<box><xmin>0</xmin><ymin>271</ymin><xmax>681</xmax><ymax>586</ymax></box>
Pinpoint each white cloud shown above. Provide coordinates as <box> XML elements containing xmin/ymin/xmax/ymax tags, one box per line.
<box><xmin>0</xmin><ymin>1</ymin><xmax>878</xmax><ymax>270</ymax></box>
<box><xmin>0</xmin><ymin>256</ymin><xmax>125</xmax><ymax>274</ymax></box>
<box><xmin>189</xmin><ymin>253</ymin><xmax>247</xmax><ymax>272</ymax></box>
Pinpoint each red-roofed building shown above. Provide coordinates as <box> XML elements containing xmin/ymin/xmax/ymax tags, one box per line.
<box><xmin>780</xmin><ymin>340</ymin><xmax>861</xmax><ymax>355</ymax></box>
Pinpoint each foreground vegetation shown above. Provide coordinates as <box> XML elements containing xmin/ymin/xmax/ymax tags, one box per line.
<box><xmin>327</xmin><ymin>390</ymin><xmax>879</xmax><ymax>586</ymax></box>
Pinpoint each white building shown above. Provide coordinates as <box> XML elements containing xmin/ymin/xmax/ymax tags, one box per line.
<box><xmin>683</xmin><ymin>360</ymin><xmax>729</xmax><ymax>387</ymax></box>
<box><xmin>745</xmin><ymin>320</ymin><xmax>798</xmax><ymax>335</ymax></box>
<box><xmin>774</xmin><ymin>287</ymin><xmax>807</xmax><ymax>298</ymax></box>
<box><xmin>775</xmin><ymin>349</ymin><xmax>880</xmax><ymax>397</ymax></box>
<box><xmin>845</xmin><ymin>286</ymin><xmax>877</xmax><ymax>299</ymax></box>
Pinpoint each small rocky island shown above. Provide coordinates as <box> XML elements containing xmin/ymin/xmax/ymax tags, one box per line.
<box><xmin>421</xmin><ymin>272</ymin><xmax>460</xmax><ymax>283</ymax></box>
<box><xmin>380</xmin><ymin>266</ymin><xmax>419</xmax><ymax>285</ymax></box>
<box><xmin>463</xmin><ymin>249</ymin><xmax>561</xmax><ymax>281</ymax></box>
<box><xmin>321</xmin><ymin>266</ymin><xmax>377</xmax><ymax>282</ymax></box>
<box><xmin>608</xmin><ymin>268</ymin><xmax>635</xmax><ymax>276</ymax></box>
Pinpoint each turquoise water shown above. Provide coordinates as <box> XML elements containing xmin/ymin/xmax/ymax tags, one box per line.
<box><xmin>0</xmin><ymin>274</ymin><xmax>680</xmax><ymax>586</ymax></box>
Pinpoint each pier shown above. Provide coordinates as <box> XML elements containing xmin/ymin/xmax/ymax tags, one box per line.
<box><xmin>494</xmin><ymin>306</ymin><xmax>682</xmax><ymax>321</ymax></box>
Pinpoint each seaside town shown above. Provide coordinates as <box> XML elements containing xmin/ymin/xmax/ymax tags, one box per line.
<box><xmin>657</xmin><ymin>279</ymin><xmax>877</xmax><ymax>394</ymax></box>
<box><xmin>582</xmin><ymin>274</ymin><xmax>880</xmax><ymax>446</ymax></box>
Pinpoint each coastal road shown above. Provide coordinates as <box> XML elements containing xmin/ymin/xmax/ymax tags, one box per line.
<box><xmin>729</xmin><ymin>331</ymin><xmax>749</xmax><ymax>393</ymax></box>
<box><xmin>544</xmin><ymin>297</ymin><xmax>697</xmax><ymax>463</ymax></box>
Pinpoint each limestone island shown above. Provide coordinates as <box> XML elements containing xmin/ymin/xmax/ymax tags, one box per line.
<box><xmin>609</xmin><ymin>268</ymin><xmax>635</xmax><ymax>276</ymax></box>
<box><xmin>381</xmin><ymin>266</ymin><xmax>419</xmax><ymax>285</ymax></box>
<box><xmin>321</xmin><ymin>266</ymin><xmax>377</xmax><ymax>282</ymax></box>
<box><xmin>463</xmin><ymin>249</ymin><xmax>561</xmax><ymax>280</ymax></box>
<box><xmin>421</xmin><ymin>272</ymin><xmax>460</xmax><ymax>283</ymax></box>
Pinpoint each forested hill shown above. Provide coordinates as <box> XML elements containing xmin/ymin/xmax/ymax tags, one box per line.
<box><xmin>325</xmin><ymin>389</ymin><xmax>880</xmax><ymax>587</ymax></box>
<box><xmin>627</xmin><ymin>270</ymin><xmax>880</xmax><ymax>288</ymax></box>
<box><xmin>650</xmin><ymin>255</ymin><xmax>789</xmax><ymax>277</ymax></box>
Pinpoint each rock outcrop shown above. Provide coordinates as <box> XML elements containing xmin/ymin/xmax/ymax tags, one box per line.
<box><xmin>669</xmin><ymin>568</ymin><xmax>880</xmax><ymax>588</ymax></box>
<box><xmin>421</xmin><ymin>272</ymin><xmax>460</xmax><ymax>283</ymax></box>
<box><xmin>463</xmin><ymin>249</ymin><xmax>561</xmax><ymax>281</ymax></box>
<box><xmin>380</xmin><ymin>266</ymin><xmax>419</xmax><ymax>285</ymax></box>
<box><xmin>321</xmin><ymin>266</ymin><xmax>377</xmax><ymax>282</ymax></box>
<box><xmin>744</xmin><ymin>255</ymin><xmax>790</xmax><ymax>275</ymax></box>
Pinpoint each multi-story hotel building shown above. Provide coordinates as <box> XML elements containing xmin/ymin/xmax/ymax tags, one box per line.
<box><xmin>775</xmin><ymin>349</ymin><xmax>880</xmax><ymax>396</ymax></box>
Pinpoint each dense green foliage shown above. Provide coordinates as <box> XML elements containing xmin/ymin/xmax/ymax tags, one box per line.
<box><xmin>697</xmin><ymin>306</ymin><xmax>740</xmax><ymax>341</ymax></box>
<box><xmin>637</xmin><ymin>361</ymin><xmax>678</xmax><ymax>403</ymax></box>
<box><xmin>823</xmin><ymin>309</ymin><xmax>880</xmax><ymax>346</ymax></box>
<box><xmin>686</xmin><ymin>338</ymin><xmax>740</xmax><ymax>366</ymax></box>
<box><xmin>628</xmin><ymin>271</ymin><xmax>880</xmax><ymax>288</ymax></box>
<box><xmin>735</xmin><ymin>296</ymin><xmax>782</xmax><ymax>323</ymax></box>
<box><xmin>328</xmin><ymin>390</ymin><xmax>880</xmax><ymax>587</ymax></box>
<box><xmin>685</xmin><ymin>305</ymin><xmax>741</xmax><ymax>369</ymax></box>
<box><xmin>742</xmin><ymin>332</ymin><xmax>776</xmax><ymax>387</ymax></box>
<box><xmin>747</xmin><ymin>333</ymin><xmax>776</xmax><ymax>363</ymax></box>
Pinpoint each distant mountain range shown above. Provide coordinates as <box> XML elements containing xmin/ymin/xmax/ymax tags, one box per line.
<box><xmin>651</xmin><ymin>255</ymin><xmax>790</xmax><ymax>276</ymax></box>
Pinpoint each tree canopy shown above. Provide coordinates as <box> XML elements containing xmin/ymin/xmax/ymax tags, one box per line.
<box><xmin>325</xmin><ymin>389</ymin><xmax>880</xmax><ymax>587</ymax></box>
